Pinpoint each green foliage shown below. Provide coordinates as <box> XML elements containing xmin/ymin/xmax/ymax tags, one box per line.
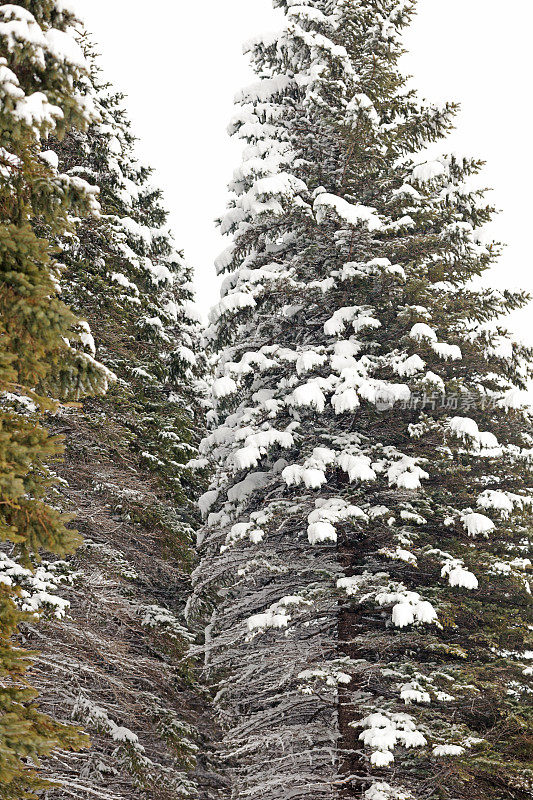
<box><xmin>10</xmin><ymin>33</ymin><xmax>210</xmax><ymax>799</ymax></box>
<box><xmin>0</xmin><ymin>2</ymin><xmax>111</xmax><ymax>795</ymax></box>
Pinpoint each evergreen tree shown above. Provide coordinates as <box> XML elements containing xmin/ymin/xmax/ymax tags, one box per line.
<box><xmin>191</xmin><ymin>2</ymin><xmax>533</xmax><ymax>800</ymax></box>
<box><xmin>0</xmin><ymin>3</ymin><xmax>113</xmax><ymax>797</ymax></box>
<box><xmin>14</xmin><ymin>36</ymin><xmax>215</xmax><ymax>800</ymax></box>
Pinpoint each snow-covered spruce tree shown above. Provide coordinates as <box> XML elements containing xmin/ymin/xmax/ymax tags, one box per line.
<box><xmin>0</xmin><ymin>2</ymin><xmax>113</xmax><ymax>797</ymax></box>
<box><xmin>190</xmin><ymin>2</ymin><xmax>533</xmax><ymax>800</ymax></box>
<box><xmin>14</xmin><ymin>35</ymin><xmax>214</xmax><ymax>800</ymax></box>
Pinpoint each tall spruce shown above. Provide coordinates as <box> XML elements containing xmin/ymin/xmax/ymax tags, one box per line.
<box><xmin>16</xmin><ymin>36</ymin><xmax>213</xmax><ymax>800</ymax></box>
<box><xmin>0</xmin><ymin>2</ymin><xmax>113</xmax><ymax>798</ymax></box>
<box><xmin>190</xmin><ymin>2</ymin><xmax>533</xmax><ymax>800</ymax></box>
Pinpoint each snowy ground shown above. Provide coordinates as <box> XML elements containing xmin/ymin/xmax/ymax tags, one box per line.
<box><xmin>75</xmin><ymin>0</ymin><xmax>533</xmax><ymax>349</ymax></box>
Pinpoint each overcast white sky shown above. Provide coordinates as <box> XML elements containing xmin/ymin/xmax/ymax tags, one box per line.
<box><xmin>75</xmin><ymin>0</ymin><xmax>533</xmax><ymax>345</ymax></box>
